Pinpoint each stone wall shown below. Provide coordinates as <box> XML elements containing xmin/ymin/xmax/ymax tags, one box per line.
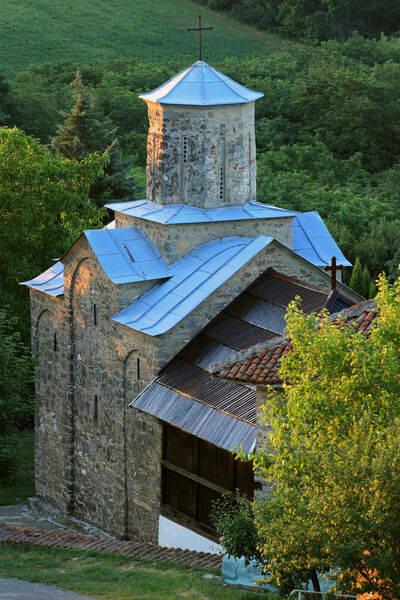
<box><xmin>32</xmin><ymin>238</ymin><xmax>166</xmax><ymax>542</ymax></box>
<box><xmin>31</xmin><ymin>289</ymin><xmax>73</xmax><ymax>516</ymax></box>
<box><xmin>115</xmin><ymin>212</ymin><xmax>293</xmax><ymax>263</ymax></box>
<box><xmin>144</xmin><ymin>101</ymin><xmax>257</xmax><ymax>207</ymax></box>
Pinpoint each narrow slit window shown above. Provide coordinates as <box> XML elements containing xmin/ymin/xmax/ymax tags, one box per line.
<box><xmin>53</xmin><ymin>332</ymin><xmax>57</xmax><ymax>352</ymax></box>
<box><xmin>93</xmin><ymin>395</ymin><xmax>99</xmax><ymax>424</ymax></box>
<box><xmin>93</xmin><ymin>304</ymin><xmax>97</xmax><ymax>326</ymax></box>
<box><xmin>182</xmin><ymin>136</ymin><xmax>187</xmax><ymax>163</ymax></box>
<box><xmin>137</xmin><ymin>357</ymin><xmax>141</xmax><ymax>380</ymax></box>
<box><xmin>220</xmin><ymin>137</ymin><xmax>225</xmax><ymax>202</ymax></box>
<box><xmin>219</xmin><ymin>166</ymin><xmax>224</xmax><ymax>201</ymax></box>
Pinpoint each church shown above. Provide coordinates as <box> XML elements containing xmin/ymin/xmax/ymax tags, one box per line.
<box><xmin>22</xmin><ymin>59</ymin><xmax>362</xmax><ymax>547</ymax></box>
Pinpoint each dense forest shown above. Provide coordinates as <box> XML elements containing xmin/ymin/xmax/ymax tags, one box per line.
<box><xmin>195</xmin><ymin>0</ymin><xmax>400</xmax><ymax>41</ymax></box>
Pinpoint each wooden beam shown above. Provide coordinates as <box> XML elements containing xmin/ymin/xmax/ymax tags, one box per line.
<box><xmin>162</xmin><ymin>460</ymin><xmax>230</xmax><ymax>495</ymax></box>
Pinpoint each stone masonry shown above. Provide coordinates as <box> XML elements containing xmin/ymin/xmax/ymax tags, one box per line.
<box><xmin>144</xmin><ymin>102</ymin><xmax>256</xmax><ymax>207</ymax></box>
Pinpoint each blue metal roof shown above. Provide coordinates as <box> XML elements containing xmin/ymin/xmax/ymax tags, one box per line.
<box><xmin>21</xmin><ymin>261</ymin><xmax>64</xmax><ymax>297</ymax></box>
<box><xmin>106</xmin><ymin>199</ymin><xmax>298</xmax><ymax>224</ymax></box>
<box><xmin>21</xmin><ymin>225</ymin><xmax>169</xmax><ymax>296</ymax></box>
<box><xmin>112</xmin><ymin>235</ymin><xmax>273</xmax><ymax>336</ymax></box>
<box><xmin>84</xmin><ymin>227</ymin><xmax>169</xmax><ymax>284</ymax></box>
<box><xmin>139</xmin><ymin>60</ymin><xmax>264</xmax><ymax>106</ymax></box>
<box><xmin>292</xmin><ymin>212</ymin><xmax>352</xmax><ymax>268</ymax></box>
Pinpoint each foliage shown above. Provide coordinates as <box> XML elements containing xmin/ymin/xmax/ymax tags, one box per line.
<box><xmin>0</xmin><ymin>431</ymin><xmax>35</xmax><ymax>504</ymax></box>
<box><xmin>349</xmin><ymin>256</ymin><xmax>365</xmax><ymax>296</ymax></box>
<box><xmin>211</xmin><ymin>490</ymin><xmax>260</xmax><ymax>564</ymax></box>
<box><xmin>248</xmin><ymin>273</ymin><xmax>400</xmax><ymax>598</ymax></box>
<box><xmin>51</xmin><ymin>70</ymin><xmax>139</xmax><ymax>205</ymax></box>
<box><xmin>0</xmin><ymin>309</ymin><xmax>34</xmax><ymax>481</ymax></box>
<box><xmin>196</xmin><ymin>0</ymin><xmax>400</xmax><ymax>41</ymax></box>
<box><xmin>0</xmin><ymin>73</ymin><xmax>11</xmax><ymax>124</ymax></box>
<box><xmin>0</xmin><ymin>126</ymin><xmax>106</xmax><ymax>339</ymax></box>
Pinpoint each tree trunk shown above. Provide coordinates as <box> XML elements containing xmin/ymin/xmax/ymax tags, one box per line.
<box><xmin>311</xmin><ymin>569</ymin><xmax>321</xmax><ymax>593</ymax></box>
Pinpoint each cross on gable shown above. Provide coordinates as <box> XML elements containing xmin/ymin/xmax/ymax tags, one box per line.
<box><xmin>187</xmin><ymin>15</ymin><xmax>213</xmax><ymax>62</ymax></box>
<box><xmin>324</xmin><ymin>256</ymin><xmax>343</xmax><ymax>290</ymax></box>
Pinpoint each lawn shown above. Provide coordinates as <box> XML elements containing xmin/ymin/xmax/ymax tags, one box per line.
<box><xmin>0</xmin><ymin>544</ymin><xmax>273</xmax><ymax>599</ymax></box>
<box><xmin>0</xmin><ymin>0</ymin><xmax>288</xmax><ymax>75</ymax></box>
<box><xmin>0</xmin><ymin>431</ymin><xmax>35</xmax><ymax>506</ymax></box>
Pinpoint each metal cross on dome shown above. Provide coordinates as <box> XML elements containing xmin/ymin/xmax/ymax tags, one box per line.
<box><xmin>187</xmin><ymin>15</ymin><xmax>213</xmax><ymax>62</ymax></box>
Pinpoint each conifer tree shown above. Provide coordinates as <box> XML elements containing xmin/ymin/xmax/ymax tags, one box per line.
<box><xmin>51</xmin><ymin>70</ymin><xmax>139</xmax><ymax>205</ymax></box>
<box><xmin>350</xmin><ymin>257</ymin><xmax>366</xmax><ymax>296</ymax></box>
<box><xmin>363</xmin><ymin>265</ymin><xmax>371</xmax><ymax>298</ymax></box>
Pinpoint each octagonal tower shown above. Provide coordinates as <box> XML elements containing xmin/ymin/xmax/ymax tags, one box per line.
<box><xmin>140</xmin><ymin>61</ymin><xmax>263</xmax><ymax>208</ymax></box>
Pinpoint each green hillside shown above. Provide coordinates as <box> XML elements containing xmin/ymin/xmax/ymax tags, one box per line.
<box><xmin>0</xmin><ymin>0</ymin><xmax>286</xmax><ymax>74</ymax></box>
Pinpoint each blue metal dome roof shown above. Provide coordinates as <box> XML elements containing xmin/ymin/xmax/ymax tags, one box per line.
<box><xmin>139</xmin><ymin>61</ymin><xmax>264</xmax><ymax>106</ymax></box>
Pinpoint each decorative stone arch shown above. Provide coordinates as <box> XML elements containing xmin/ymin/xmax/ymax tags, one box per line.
<box><xmin>70</xmin><ymin>257</ymin><xmax>98</xmax><ymax>329</ymax></box>
<box><xmin>34</xmin><ymin>308</ymin><xmax>54</xmax><ymax>353</ymax></box>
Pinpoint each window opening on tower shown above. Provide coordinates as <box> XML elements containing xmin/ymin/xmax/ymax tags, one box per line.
<box><xmin>220</xmin><ymin>137</ymin><xmax>225</xmax><ymax>202</ymax></box>
<box><xmin>183</xmin><ymin>136</ymin><xmax>187</xmax><ymax>163</ymax></box>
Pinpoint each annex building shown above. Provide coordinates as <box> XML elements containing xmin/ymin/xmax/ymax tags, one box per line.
<box><xmin>22</xmin><ymin>60</ymin><xmax>362</xmax><ymax>546</ymax></box>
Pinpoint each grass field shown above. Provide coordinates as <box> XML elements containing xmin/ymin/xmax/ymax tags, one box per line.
<box><xmin>0</xmin><ymin>544</ymin><xmax>271</xmax><ymax>599</ymax></box>
<box><xmin>0</xmin><ymin>0</ymin><xmax>287</xmax><ymax>75</ymax></box>
<box><xmin>0</xmin><ymin>431</ymin><xmax>35</xmax><ymax>506</ymax></box>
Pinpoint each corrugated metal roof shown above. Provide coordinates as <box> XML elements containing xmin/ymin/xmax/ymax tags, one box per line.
<box><xmin>157</xmin><ymin>359</ymin><xmax>256</xmax><ymax>423</ymax></box>
<box><xmin>106</xmin><ymin>199</ymin><xmax>299</xmax><ymax>224</ymax></box>
<box><xmin>132</xmin><ymin>381</ymin><xmax>256</xmax><ymax>453</ymax></box>
<box><xmin>139</xmin><ymin>60</ymin><xmax>264</xmax><ymax>107</ymax></box>
<box><xmin>112</xmin><ymin>235</ymin><xmax>273</xmax><ymax>335</ymax></box>
<box><xmin>292</xmin><ymin>212</ymin><xmax>352</xmax><ymax>267</ymax></box>
<box><xmin>21</xmin><ymin>261</ymin><xmax>64</xmax><ymax>297</ymax></box>
<box><xmin>84</xmin><ymin>227</ymin><xmax>169</xmax><ymax>284</ymax></box>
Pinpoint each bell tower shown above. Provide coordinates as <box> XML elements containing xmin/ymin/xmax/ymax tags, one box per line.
<box><xmin>140</xmin><ymin>61</ymin><xmax>263</xmax><ymax>209</ymax></box>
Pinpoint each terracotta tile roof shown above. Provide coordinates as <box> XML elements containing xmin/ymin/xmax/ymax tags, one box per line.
<box><xmin>0</xmin><ymin>522</ymin><xmax>221</xmax><ymax>568</ymax></box>
<box><xmin>211</xmin><ymin>300</ymin><xmax>378</xmax><ymax>386</ymax></box>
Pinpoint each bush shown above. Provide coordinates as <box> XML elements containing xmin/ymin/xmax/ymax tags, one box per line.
<box><xmin>211</xmin><ymin>490</ymin><xmax>260</xmax><ymax>564</ymax></box>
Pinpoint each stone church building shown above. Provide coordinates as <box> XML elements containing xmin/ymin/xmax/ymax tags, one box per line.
<box><xmin>23</xmin><ymin>61</ymin><xmax>361</xmax><ymax>545</ymax></box>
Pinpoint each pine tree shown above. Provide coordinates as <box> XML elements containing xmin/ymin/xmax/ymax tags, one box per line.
<box><xmin>350</xmin><ymin>257</ymin><xmax>366</xmax><ymax>296</ymax></box>
<box><xmin>51</xmin><ymin>70</ymin><xmax>139</xmax><ymax>205</ymax></box>
<box><xmin>363</xmin><ymin>265</ymin><xmax>371</xmax><ymax>298</ymax></box>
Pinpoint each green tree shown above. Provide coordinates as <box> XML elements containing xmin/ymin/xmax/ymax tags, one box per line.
<box><xmin>249</xmin><ymin>273</ymin><xmax>400</xmax><ymax>598</ymax></box>
<box><xmin>0</xmin><ymin>308</ymin><xmax>34</xmax><ymax>481</ymax></box>
<box><xmin>0</xmin><ymin>126</ymin><xmax>106</xmax><ymax>339</ymax></box>
<box><xmin>349</xmin><ymin>256</ymin><xmax>365</xmax><ymax>295</ymax></box>
<box><xmin>51</xmin><ymin>70</ymin><xmax>139</xmax><ymax>205</ymax></box>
